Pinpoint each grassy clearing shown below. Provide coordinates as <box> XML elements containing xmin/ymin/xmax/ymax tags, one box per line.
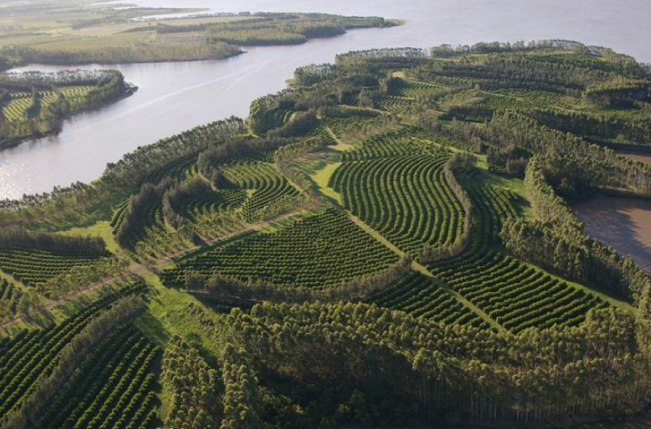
<box><xmin>311</xmin><ymin>160</ymin><xmax>343</xmax><ymax>204</ymax></box>
<box><xmin>135</xmin><ymin>269</ymin><xmax>230</xmax><ymax>355</ymax></box>
<box><xmin>61</xmin><ymin>220</ymin><xmax>120</xmax><ymax>253</ymax></box>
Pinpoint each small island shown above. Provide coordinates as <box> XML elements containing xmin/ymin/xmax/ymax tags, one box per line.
<box><xmin>0</xmin><ymin>70</ymin><xmax>134</xmax><ymax>149</ymax></box>
<box><xmin>0</xmin><ymin>0</ymin><xmax>398</xmax><ymax>149</ymax></box>
<box><xmin>0</xmin><ymin>39</ymin><xmax>650</xmax><ymax>429</ymax></box>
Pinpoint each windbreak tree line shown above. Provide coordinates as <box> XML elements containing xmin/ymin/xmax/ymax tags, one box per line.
<box><xmin>0</xmin><ymin>39</ymin><xmax>651</xmax><ymax>429</ymax></box>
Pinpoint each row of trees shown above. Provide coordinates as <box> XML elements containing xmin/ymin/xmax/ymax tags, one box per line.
<box><xmin>0</xmin><ymin>70</ymin><xmax>120</xmax><ymax>91</ymax></box>
<box><xmin>104</xmin><ymin>117</ymin><xmax>245</xmax><ymax>187</ymax></box>
<box><xmin>216</xmin><ymin>300</ymin><xmax>651</xmax><ymax>428</ymax></box>
<box><xmin>185</xmin><ymin>256</ymin><xmax>411</xmax><ymax>304</ymax></box>
<box><xmin>429</xmin><ymin>40</ymin><xmax>647</xmax><ymax>77</ymax></box>
<box><xmin>521</xmin><ymin>155</ymin><xmax>651</xmax><ymax>304</ymax></box>
<box><xmin>420</xmin><ymin>153</ymin><xmax>475</xmax><ymax>262</ymax></box>
<box><xmin>161</xmin><ymin>337</ymin><xmax>221</xmax><ymax>429</ymax></box>
<box><xmin>523</xmin><ymin>108</ymin><xmax>651</xmax><ymax>147</ymax></box>
<box><xmin>273</xmin><ymin>136</ymin><xmax>329</xmax><ymax>194</ymax></box>
<box><xmin>0</xmin><ymin>43</ymin><xmax>241</xmax><ymax>66</ymax></box>
<box><xmin>114</xmin><ymin>179</ymin><xmax>172</xmax><ymax>248</ymax></box>
<box><xmin>204</xmin><ymin>14</ymin><xmax>391</xmax><ymax>46</ymax></box>
<box><xmin>0</xmin><ymin>229</ymin><xmax>107</xmax><ymax>254</ymax></box>
<box><xmin>408</xmin><ymin>50</ymin><xmax>650</xmax><ymax>100</ymax></box>
<box><xmin>3</xmin><ymin>296</ymin><xmax>145</xmax><ymax>429</ymax></box>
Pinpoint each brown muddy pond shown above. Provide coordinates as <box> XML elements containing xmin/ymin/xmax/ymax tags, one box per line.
<box><xmin>616</xmin><ymin>150</ymin><xmax>651</xmax><ymax>166</ymax></box>
<box><xmin>574</xmin><ymin>197</ymin><xmax>651</xmax><ymax>274</ymax></box>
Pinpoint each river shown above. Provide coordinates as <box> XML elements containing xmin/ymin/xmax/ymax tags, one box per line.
<box><xmin>1</xmin><ymin>0</ymin><xmax>651</xmax><ymax>199</ymax></box>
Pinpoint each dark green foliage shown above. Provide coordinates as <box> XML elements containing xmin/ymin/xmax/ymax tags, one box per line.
<box><xmin>428</xmin><ymin>170</ymin><xmax>607</xmax><ymax>332</ymax></box>
<box><xmin>114</xmin><ymin>179</ymin><xmax>172</xmax><ymax>249</ymax></box>
<box><xmin>161</xmin><ymin>337</ymin><xmax>220</xmax><ymax>429</ymax></box>
<box><xmin>223</xmin><ymin>301</ymin><xmax>651</xmax><ymax>426</ymax></box>
<box><xmin>204</xmin><ymin>14</ymin><xmax>391</xmax><ymax>46</ymax></box>
<box><xmin>364</xmin><ymin>271</ymin><xmax>488</xmax><ymax>327</ymax></box>
<box><xmin>0</xmin><ymin>70</ymin><xmax>131</xmax><ymax>149</ymax></box>
<box><xmin>0</xmin><ymin>230</ymin><xmax>110</xmax><ymax>286</ymax></box>
<box><xmin>331</xmin><ymin>143</ymin><xmax>464</xmax><ymax>254</ymax></box>
<box><xmin>163</xmin><ymin>209</ymin><xmax>398</xmax><ymax>289</ymax></box>
<box><xmin>0</xmin><ymin>283</ymin><xmax>145</xmax><ymax>424</ymax></box>
<box><xmin>0</xmin><ymin>279</ymin><xmax>22</xmax><ymax>314</ymax></box>
<box><xmin>34</xmin><ymin>326</ymin><xmax>160</xmax><ymax>429</ymax></box>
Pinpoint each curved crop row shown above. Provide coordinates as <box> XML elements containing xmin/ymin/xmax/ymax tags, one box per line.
<box><xmin>428</xmin><ymin>170</ymin><xmax>607</xmax><ymax>332</ymax></box>
<box><xmin>175</xmin><ymin>188</ymin><xmax>246</xmax><ymax>221</ymax></box>
<box><xmin>219</xmin><ymin>161</ymin><xmax>302</xmax><ymax>221</ymax></box>
<box><xmin>0</xmin><ymin>278</ymin><xmax>22</xmax><ymax>312</ymax></box>
<box><xmin>35</xmin><ymin>326</ymin><xmax>160</xmax><ymax>429</ymax></box>
<box><xmin>162</xmin><ymin>208</ymin><xmax>398</xmax><ymax>289</ymax></box>
<box><xmin>0</xmin><ymin>282</ymin><xmax>145</xmax><ymax>420</ymax></box>
<box><xmin>340</xmin><ymin>126</ymin><xmax>434</xmax><ymax>162</ymax></box>
<box><xmin>330</xmin><ymin>153</ymin><xmax>465</xmax><ymax>254</ymax></box>
<box><xmin>0</xmin><ymin>247</ymin><xmax>110</xmax><ymax>287</ymax></box>
<box><xmin>364</xmin><ymin>271</ymin><xmax>488</xmax><ymax>327</ymax></box>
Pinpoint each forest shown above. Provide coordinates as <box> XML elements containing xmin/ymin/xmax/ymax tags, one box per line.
<box><xmin>0</xmin><ymin>39</ymin><xmax>650</xmax><ymax>429</ymax></box>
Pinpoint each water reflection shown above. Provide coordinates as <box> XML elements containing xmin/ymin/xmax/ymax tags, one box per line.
<box><xmin>1</xmin><ymin>0</ymin><xmax>650</xmax><ymax>199</ymax></box>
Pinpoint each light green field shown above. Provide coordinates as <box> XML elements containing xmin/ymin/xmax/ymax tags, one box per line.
<box><xmin>1</xmin><ymin>86</ymin><xmax>93</xmax><ymax>121</ymax></box>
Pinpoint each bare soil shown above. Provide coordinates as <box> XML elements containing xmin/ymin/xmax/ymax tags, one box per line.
<box><xmin>618</xmin><ymin>150</ymin><xmax>651</xmax><ymax>166</ymax></box>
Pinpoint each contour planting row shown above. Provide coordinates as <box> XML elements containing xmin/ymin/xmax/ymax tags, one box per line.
<box><xmin>0</xmin><ymin>246</ymin><xmax>110</xmax><ymax>286</ymax></box>
<box><xmin>341</xmin><ymin>126</ymin><xmax>433</xmax><ymax>161</ymax></box>
<box><xmin>0</xmin><ymin>278</ymin><xmax>22</xmax><ymax>312</ymax></box>
<box><xmin>364</xmin><ymin>271</ymin><xmax>488</xmax><ymax>328</ymax></box>
<box><xmin>428</xmin><ymin>171</ymin><xmax>607</xmax><ymax>332</ymax></box>
<box><xmin>378</xmin><ymin>96</ymin><xmax>414</xmax><ymax>114</ymax></box>
<box><xmin>219</xmin><ymin>161</ymin><xmax>302</xmax><ymax>221</ymax></box>
<box><xmin>330</xmin><ymin>153</ymin><xmax>465</xmax><ymax>254</ymax></box>
<box><xmin>139</xmin><ymin>154</ymin><xmax>197</xmax><ymax>187</ymax></box>
<box><xmin>0</xmin><ymin>283</ymin><xmax>145</xmax><ymax>420</ymax></box>
<box><xmin>162</xmin><ymin>209</ymin><xmax>398</xmax><ymax>289</ymax></box>
<box><xmin>112</xmin><ymin>194</ymin><xmax>162</xmax><ymax>251</ymax></box>
<box><xmin>175</xmin><ymin>188</ymin><xmax>246</xmax><ymax>222</ymax></box>
<box><xmin>1</xmin><ymin>87</ymin><xmax>93</xmax><ymax>122</ymax></box>
<box><xmin>35</xmin><ymin>326</ymin><xmax>160</xmax><ymax>429</ymax></box>
<box><xmin>390</xmin><ymin>78</ymin><xmax>446</xmax><ymax>99</ymax></box>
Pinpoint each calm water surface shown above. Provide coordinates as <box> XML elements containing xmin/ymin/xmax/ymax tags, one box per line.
<box><xmin>1</xmin><ymin>0</ymin><xmax>651</xmax><ymax>199</ymax></box>
<box><xmin>574</xmin><ymin>196</ymin><xmax>651</xmax><ymax>274</ymax></box>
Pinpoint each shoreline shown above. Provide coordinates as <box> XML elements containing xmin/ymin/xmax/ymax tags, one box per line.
<box><xmin>0</xmin><ymin>84</ymin><xmax>139</xmax><ymax>152</ymax></box>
